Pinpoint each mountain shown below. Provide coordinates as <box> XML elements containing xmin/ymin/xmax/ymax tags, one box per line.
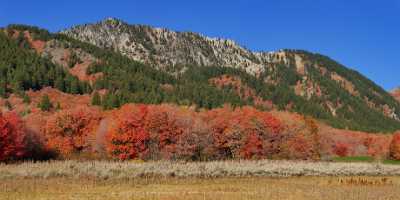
<box><xmin>1</xmin><ymin>19</ymin><xmax>400</xmax><ymax>133</ymax></box>
<box><xmin>61</xmin><ymin>18</ymin><xmax>400</xmax><ymax>132</ymax></box>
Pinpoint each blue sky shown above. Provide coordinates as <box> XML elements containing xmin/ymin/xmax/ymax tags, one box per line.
<box><xmin>1</xmin><ymin>0</ymin><xmax>399</xmax><ymax>90</ymax></box>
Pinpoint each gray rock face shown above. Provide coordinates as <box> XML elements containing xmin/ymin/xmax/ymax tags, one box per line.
<box><xmin>61</xmin><ymin>17</ymin><xmax>282</xmax><ymax>75</ymax></box>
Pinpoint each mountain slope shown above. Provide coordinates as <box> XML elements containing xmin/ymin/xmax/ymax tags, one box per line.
<box><xmin>60</xmin><ymin>18</ymin><xmax>400</xmax><ymax>132</ymax></box>
<box><xmin>1</xmin><ymin>21</ymin><xmax>400</xmax><ymax>132</ymax></box>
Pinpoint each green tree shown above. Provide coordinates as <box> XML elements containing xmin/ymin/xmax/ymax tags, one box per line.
<box><xmin>22</xmin><ymin>93</ymin><xmax>31</xmax><ymax>104</ymax></box>
<box><xmin>38</xmin><ymin>95</ymin><xmax>53</xmax><ymax>111</ymax></box>
<box><xmin>91</xmin><ymin>91</ymin><xmax>102</xmax><ymax>106</ymax></box>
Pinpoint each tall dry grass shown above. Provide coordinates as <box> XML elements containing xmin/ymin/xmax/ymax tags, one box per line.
<box><xmin>1</xmin><ymin>159</ymin><xmax>400</xmax><ymax>180</ymax></box>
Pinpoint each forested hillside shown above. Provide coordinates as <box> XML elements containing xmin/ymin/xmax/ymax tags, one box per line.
<box><xmin>1</xmin><ymin>23</ymin><xmax>400</xmax><ymax>133</ymax></box>
<box><xmin>0</xmin><ymin>28</ymin><xmax>90</xmax><ymax>98</ymax></box>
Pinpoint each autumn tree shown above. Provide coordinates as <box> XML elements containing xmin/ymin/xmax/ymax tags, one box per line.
<box><xmin>205</xmin><ymin>106</ymin><xmax>283</xmax><ymax>160</ymax></box>
<box><xmin>106</xmin><ymin>104</ymin><xmax>150</xmax><ymax>160</ymax></box>
<box><xmin>274</xmin><ymin>115</ymin><xmax>321</xmax><ymax>160</ymax></box>
<box><xmin>389</xmin><ymin>132</ymin><xmax>400</xmax><ymax>160</ymax></box>
<box><xmin>174</xmin><ymin>114</ymin><xmax>213</xmax><ymax>161</ymax></box>
<box><xmin>43</xmin><ymin>106</ymin><xmax>101</xmax><ymax>158</ymax></box>
<box><xmin>0</xmin><ymin>112</ymin><xmax>26</xmax><ymax>162</ymax></box>
<box><xmin>145</xmin><ymin>105</ymin><xmax>186</xmax><ymax>159</ymax></box>
<box><xmin>333</xmin><ymin>142</ymin><xmax>349</xmax><ymax>157</ymax></box>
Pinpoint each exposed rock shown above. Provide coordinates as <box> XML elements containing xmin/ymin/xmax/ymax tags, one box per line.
<box><xmin>61</xmin><ymin>18</ymin><xmax>282</xmax><ymax>75</ymax></box>
<box><xmin>330</xmin><ymin>72</ymin><xmax>359</xmax><ymax>96</ymax></box>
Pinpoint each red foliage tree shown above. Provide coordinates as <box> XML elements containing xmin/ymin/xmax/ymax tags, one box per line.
<box><xmin>390</xmin><ymin>132</ymin><xmax>400</xmax><ymax>160</ymax></box>
<box><xmin>0</xmin><ymin>112</ymin><xmax>26</xmax><ymax>161</ymax></box>
<box><xmin>145</xmin><ymin>105</ymin><xmax>184</xmax><ymax>159</ymax></box>
<box><xmin>240</xmin><ymin>133</ymin><xmax>264</xmax><ymax>159</ymax></box>
<box><xmin>43</xmin><ymin>106</ymin><xmax>101</xmax><ymax>157</ymax></box>
<box><xmin>205</xmin><ymin>106</ymin><xmax>283</xmax><ymax>159</ymax></box>
<box><xmin>278</xmin><ymin>116</ymin><xmax>321</xmax><ymax>160</ymax></box>
<box><xmin>174</xmin><ymin>115</ymin><xmax>211</xmax><ymax>160</ymax></box>
<box><xmin>333</xmin><ymin>142</ymin><xmax>349</xmax><ymax>157</ymax></box>
<box><xmin>106</xmin><ymin>104</ymin><xmax>150</xmax><ymax>160</ymax></box>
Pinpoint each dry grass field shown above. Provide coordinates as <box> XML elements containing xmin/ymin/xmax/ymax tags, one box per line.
<box><xmin>1</xmin><ymin>176</ymin><xmax>399</xmax><ymax>200</ymax></box>
<box><xmin>1</xmin><ymin>160</ymin><xmax>400</xmax><ymax>200</ymax></box>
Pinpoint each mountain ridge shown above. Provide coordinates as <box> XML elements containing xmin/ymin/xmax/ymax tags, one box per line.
<box><xmin>61</xmin><ymin>17</ymin><xmax>283</xmax><ymax>75</ymax></box>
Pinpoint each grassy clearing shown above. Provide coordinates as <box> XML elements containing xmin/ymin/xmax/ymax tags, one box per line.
<box><xmin>1</xmin><ymin>160</ymin><xmax>400</xmax><ymax>199</ymax></box>
<box><xmin>332</xmin><ymin>156</ymin><xmax>375</xmax><ymax>163</ymax></box>
<box><xmin>382</xmin><ymin>159</ymin><xmax>400</xmax><ymax>165</ymax></box>
<box><xmin>332</xmin><ymin>156</ymin><xmax>400</xmax><ymax>165</ymax></box>
<box><xmin>1</xmin><ymin>176</ymin><xmax>399</xmax><ymax>200</ymax></box>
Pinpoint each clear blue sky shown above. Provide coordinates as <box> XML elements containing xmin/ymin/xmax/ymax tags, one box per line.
<box><xmin>1</xmin><ymin>0</ymin><xmax>399</xmax><ymax>90</ymax></box>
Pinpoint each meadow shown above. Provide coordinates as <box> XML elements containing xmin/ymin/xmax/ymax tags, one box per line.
<box><xmin>1</xmin><ymin>176</ymin><xmax>400</xmax><ymax>200</ymax></box>
<box><xmin>1</xmin><ymin>160</ymin><xmax>400</xmax><ymax>200</ymax></box>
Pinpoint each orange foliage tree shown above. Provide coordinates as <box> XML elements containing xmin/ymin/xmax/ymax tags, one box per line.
<box><xmin>107</xmin><ymin>104</ymin><xmax>213</xmax><ymax>161</ymax></box>
<box><xmin>0</xmin><ymin>112</ymin><xmax>26</xmax><ymax>162</ymax></box>
<box><xmin>106</xmin><ymin>104</ymin><xmax>150</xmax><ymax>160</ymax></box>
<box><xmin>333</xmin><ymin>142</ymin><xmax>349</xmax><ymax>157</ymax></box>
<box><xmin>43</xmin><ymin>106</ymin><xmax>101</xmax><ymax>157</ymax></box>
<box><xmin>205</xmin><ymin>106</ymin><xmax>283</xmax><ymax>159</ymax></box>
<box><xmin>278</xmin><ymin>116</ymin><xmax>321</xmax><ymax>160</ymax></box>
<box><xmin>389</xmin><ymin>132</ymin><xmax>400</xmax><ymax>160</ymax></box>
<box><xmin>145</xmin><ymin>105</ymin><xmax>184</xmax><ymax>159</ymax></box>
<box><xmin>105</xmin><ymin>104</ymin><xmax>326</xmax><ymax>161</ymax></box>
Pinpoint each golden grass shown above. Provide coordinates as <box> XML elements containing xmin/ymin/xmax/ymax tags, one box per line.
<box><xmin>1</xmin><ymin>176</ymin><xmax>399</xmax><ymax>200</ymax></box>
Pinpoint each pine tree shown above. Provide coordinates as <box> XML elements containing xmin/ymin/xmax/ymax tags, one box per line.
<box><xmin>69</xmin><ymin>79</ymin><xmax>80</xmax><ymax>94</ymax></box>
<box><xmin>22</xmin><ymin>93</ymin><xmax>31</xmax><ymax>104</ymax></box>
<box><xmin>54</xmin><ymin>77</ymin><xmax>65</xmax><ymax>92</ymax></box>
<box><xmin>0</xmin><ymin>80</ymin><xmax>6</xmax><ymax>98</ymax></box>
<box><xmin>38</xmin><ymin>95</ymin><xmax>53</xmax><ymax>111</ymax></box>
<box><xmin>91</xmin><ymin>91</ymin><xmax>101</xmax><ymax>106</ymax></box>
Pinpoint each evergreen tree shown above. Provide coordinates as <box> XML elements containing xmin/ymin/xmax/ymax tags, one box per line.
<box><xmin>0</xmin><ymin>80</ymin><xmax>6</xmax><ymax>98</ymax></box>
<box><xmin>38</xmin><ymin>95</ymin><xmax>53</xmax><ymax>112</ymax></box>
<box><xmin>91</xmin><ymin>91</ymin><xmax>102</xmax><ymax>106</ymax></box>
<box><xmin>22</xmin><ymin>93</ymin><xmax>31</xmax><ymax>104</ymax></box>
